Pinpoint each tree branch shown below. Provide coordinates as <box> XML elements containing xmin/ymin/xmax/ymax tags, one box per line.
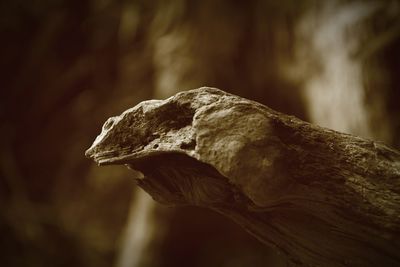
<box><xmin>86</xmin><ymin>87</ymin><xmax>400</xmax><ymax>266</ymax></box>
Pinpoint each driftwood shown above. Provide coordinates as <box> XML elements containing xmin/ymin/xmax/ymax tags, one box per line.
<box><xmin>85</xmin><ymin>87</ymin><xmax>400</xmax><ymax>266</ymax></box>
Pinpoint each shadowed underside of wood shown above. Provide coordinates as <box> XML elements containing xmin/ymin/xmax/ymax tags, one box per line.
<box><xmin>86</xmin><ymin>87</ymin><xmax>400</xmax><ymax>266</ymax></box>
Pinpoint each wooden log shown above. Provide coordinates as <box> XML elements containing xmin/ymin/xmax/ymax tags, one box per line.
<box><xmin>86</xmin><ymin>87</ymin><xmax>400</xmax><ymax>266</ymax></box>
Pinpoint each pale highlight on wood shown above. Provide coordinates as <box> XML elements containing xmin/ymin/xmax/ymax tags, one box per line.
<box><xmin>86</xmin><ymin>87</ymin><xmax>400</xmax><ymax>266</ymax></box>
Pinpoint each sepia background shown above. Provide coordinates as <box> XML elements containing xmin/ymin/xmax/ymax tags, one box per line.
<box><xmin>1</xmin><ymin>0</ymin><xmax>399</xmax><ymax>266</ymax></box>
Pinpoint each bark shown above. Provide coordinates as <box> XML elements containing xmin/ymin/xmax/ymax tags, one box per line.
<box><xmin>86</xmin><ymin>87</ymin><xmax>400</xmax><ymax>266</ymax></box>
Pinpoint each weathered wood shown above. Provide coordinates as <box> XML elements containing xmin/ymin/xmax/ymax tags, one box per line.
<box><xmin>86</xmin><ymin>87</ymin><xmax>400</xmax><ymax>266</ymax></box>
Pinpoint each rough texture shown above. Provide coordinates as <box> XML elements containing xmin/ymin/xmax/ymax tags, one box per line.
<box><xmin>86</xmin><ymin>87</ymin><xmax>400</xmax><ymax>266</ymax></box>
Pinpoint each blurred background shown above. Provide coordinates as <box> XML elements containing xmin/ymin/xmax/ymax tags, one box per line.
<box><xmin>0</xmin><ymin>0</ymin><xmax>399</xmax><ymax>266</ymax></box>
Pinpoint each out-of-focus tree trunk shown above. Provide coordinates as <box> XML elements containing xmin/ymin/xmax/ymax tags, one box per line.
<box><xmin>291</xmin><ymin>0</ymin><xmax>397</xmax><ymax>143</ymax></box>
<box><xmin>115</xmin><ymin>3</ymin><xmax>194</xmax><ymax>266</ymax></box>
